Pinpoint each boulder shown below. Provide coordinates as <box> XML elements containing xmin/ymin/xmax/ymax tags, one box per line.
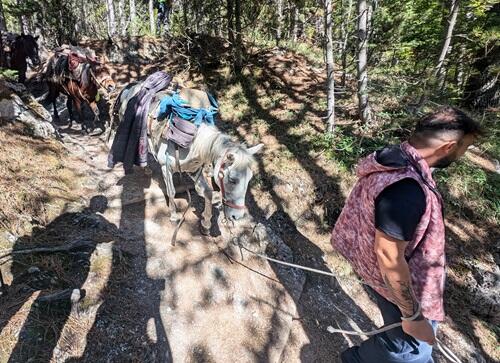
<box><xmin>0</xmin><ymin>79</ymin><xmax>56</xmax><ymax>138</ymax></box>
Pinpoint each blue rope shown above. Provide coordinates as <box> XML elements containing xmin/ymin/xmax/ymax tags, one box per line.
<box><xmin>157</xmin><ymin>91</ymin><xmax>218</xmax><ymax>126</ymax></box>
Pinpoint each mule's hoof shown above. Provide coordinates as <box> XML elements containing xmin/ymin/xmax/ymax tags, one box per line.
<box><xmin>200</xmin><ymin>224</ymin><xmax>210</xmax><ymax>236</ymax></box>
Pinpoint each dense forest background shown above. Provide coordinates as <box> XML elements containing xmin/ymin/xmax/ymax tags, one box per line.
<box><xmin>0</xmin><ymin>1</ymin><xmax>499</xmax><ymax>361</ymax></box>
<box><xmin>0</xmin><ymin>0</ymin><xmax>498</xmax><ymax>122</ymax></box>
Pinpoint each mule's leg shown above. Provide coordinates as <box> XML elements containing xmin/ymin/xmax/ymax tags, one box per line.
<box><xmin>66</xmin><ymin>97</ymin><xmax>74</xmax><ymax>129</ymax></box>
<box><xmin>161</xmin><ymin>163</ymin><xmax>180</xmax><ymax>222</ymax></box>
<box><xmin>73</xmin><ymin>99</ymin><xmax>88</xmax><ymax>133</ymax></box>
<box><xmin>18</xmin><ymin>65</ymin><xmax>26</xmax><ymax>83</ymax></box>
<box><xmin>48</xmin><ymin>86</ymin><xmax>60</xmax><ymax>123</ymax></box>
<box><xmin>88</xmin><ymin>101</ymin><xmax>101</xmax><ymax>132</ymax></box>
<box><xmin>193</xmin><ymin>170</ymin><xmax>213</xmax><ymax>235</ymax></box>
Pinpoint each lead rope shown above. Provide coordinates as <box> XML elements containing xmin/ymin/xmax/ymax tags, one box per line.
<box><xmin>220</xmin><ymin>221</ymin><xmax>462</xmax><ymax>363</ymax></box>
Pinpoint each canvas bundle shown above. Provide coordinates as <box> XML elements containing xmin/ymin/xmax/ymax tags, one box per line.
<box><xmin>166</xmin><ymin>114</ymin><xmax>198</xmax><ymax>148</ymax></box>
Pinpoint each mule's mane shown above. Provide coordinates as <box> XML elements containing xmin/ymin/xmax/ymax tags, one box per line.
<box><xmin>188</xmin><ymin>123</ymin><xmax>255</xmax><ymax>168</ymax></box>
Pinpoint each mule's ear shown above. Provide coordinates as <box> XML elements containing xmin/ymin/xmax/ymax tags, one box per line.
<box><xmin>35</xmin><ymin>35</ymin><xmax>39</xmax><ymax>41</ymax></box>
<box><xmin>247</xmin><ymin>143</ymin><xmax>264</xmax><ymax>155</ymax></box>
<box><xmin>226</xmin><ymin>153</ymin><xmax>235</xmax><ymax>166</ymax></box>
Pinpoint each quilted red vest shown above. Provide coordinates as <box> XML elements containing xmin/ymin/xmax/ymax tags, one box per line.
<box><xmin>331</xmin><ymin>142</ymin><xmax>446</xmax><ymax>321</ymax></box>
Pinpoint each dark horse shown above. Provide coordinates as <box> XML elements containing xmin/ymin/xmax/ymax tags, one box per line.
<box><xmin>0</xmin><ymin>32</ymin><xmax>40</xmax><ymax>83</ymax></box>
<box><xmin>44</xmin><ymin>46</ymin><xmax>115</xmax><ymax>133</ymax></box>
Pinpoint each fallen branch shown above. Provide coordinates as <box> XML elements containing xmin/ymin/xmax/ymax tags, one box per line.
<box><xmin>0</xmin><ymin>239</ymin><xmax>95</xmax><ymax>260</ymax></box>
<box><xmin>36</xmin><ymin>288</ymin><xmax>85</xmax><ymax>305</ymax></box>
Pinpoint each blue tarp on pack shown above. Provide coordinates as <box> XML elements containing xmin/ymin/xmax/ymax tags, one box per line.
<box><xmin>157</xmin><ymin>90</ymin><xmax>218</xmax><ymax>126</ymax></box>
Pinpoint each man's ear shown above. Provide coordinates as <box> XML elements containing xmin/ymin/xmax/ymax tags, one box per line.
<box><xmin>436</xmin><ymin>140</ymin><xmax>457</xmax><ymax>156</ymax></box>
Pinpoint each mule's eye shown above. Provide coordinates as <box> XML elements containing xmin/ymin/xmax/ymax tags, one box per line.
<box><xmin>228</xmin><ymin>177</ymin><xmax>239</xmax><ymax>184</ymax></box>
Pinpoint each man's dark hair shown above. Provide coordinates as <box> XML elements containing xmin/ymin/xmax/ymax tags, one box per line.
<box><xmin>410</xmin><ymin>106</ymin><xmax>482</xmax><ymax>146</ymax></box>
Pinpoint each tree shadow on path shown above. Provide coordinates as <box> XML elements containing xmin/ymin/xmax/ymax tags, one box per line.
<box><xmin>0</xmin><ymin>196</ymin><xmax>115</xmax><ymax>362</ymax></box>
<box><xmin>74</xmin><ymin>172</ymin><xmax>172</xmax><ymax>362</ymax></box>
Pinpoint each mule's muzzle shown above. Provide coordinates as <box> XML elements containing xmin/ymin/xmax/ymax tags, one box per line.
<box><xmin>29</xmin><ymin>56</ymin><xmax>41</xmax><ymax>68</ymax></box>
<box><xmin>225</xmin><ymin>206</ymin><xmax>246</xmax><ymax>221</ymax></box>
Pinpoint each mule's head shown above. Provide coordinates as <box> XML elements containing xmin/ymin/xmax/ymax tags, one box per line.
<box><xmin>216</xmin><ymin>143</ymin><xmax>264</xmax><ymax>221</ymax></box>
<box><xmin>18</xmin><ymin>34</ymin><xmax>40</xmax><ymax>66</ymax></box>
<box><xmin>93</xmin><ymin>63</ymin><xmax>116</xmax><ymax>95</ymax></box>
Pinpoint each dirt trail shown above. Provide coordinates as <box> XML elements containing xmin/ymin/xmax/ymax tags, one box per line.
<box><xmin>37</xmin><ymin>129</ymin><xmax>309</xmax><ymax>362</ymax></box>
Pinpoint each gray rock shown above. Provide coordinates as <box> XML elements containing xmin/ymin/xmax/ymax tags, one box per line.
<box><xmin>0</xmin><ymin>80</ymin><xmax>56</xmax><ymax>138</ymax></box>
<box><xmin>0</xmin><ymin>95</ymin><xmax>23</xmax><ymax>121</ymax></box>
<box><xmin>27</xmin><ymin>266</ymin><xmax>40</xmax><ymax>274</ymax></box>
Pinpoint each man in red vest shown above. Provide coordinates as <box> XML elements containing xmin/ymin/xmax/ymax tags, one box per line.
<box><xmin>331</xmin><ymin>107</ymin><xmax>482</xmax><ymax>362</ymax></box>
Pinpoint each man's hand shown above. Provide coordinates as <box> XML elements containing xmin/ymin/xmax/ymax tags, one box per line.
<box><xmin>402</xmin><ymin>319</ymin><xmax>436</xmax><ymax>345</ymax></box>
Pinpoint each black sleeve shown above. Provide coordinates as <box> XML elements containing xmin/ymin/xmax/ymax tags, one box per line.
<box><xmin>375</xmin><ymin>178</ymin><xmax>426</xmax><ymax>241</ymax></box>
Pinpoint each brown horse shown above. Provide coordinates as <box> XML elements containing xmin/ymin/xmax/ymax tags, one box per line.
<box><xmin>44</xmin><ymin>47</ymin><xmax>115</xmax><ymax>133</ymax></box>
<box><xmin>0</xmin><ymin>32</ymin><xmax>40</xmax><ymax>83</ymax></box>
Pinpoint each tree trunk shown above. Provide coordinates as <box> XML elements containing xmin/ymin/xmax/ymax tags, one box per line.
<box><xmin>435</xmin><ymin>0</ymin><xmax>460</xmax><ymax>87</ymax></box>
<box><xmin>276</xmin><ymin>0</ymin><xmax>283</xmax><ymax>45</ymax></box>
<box><xmin>17</xmin><ymin>0</ymin><xmax>29</xmax><ymax>34</ymax></box>
<box><xmin>341</xmin><ymin>0</ymin><xmax>354</xmax><ymax>87</ymax></box>
<box><xmin>227</xmin><ymin>0</ymin><xmax>234</xmax><ymax>45</ymax></box>
<box><xmin>129</xmin><ymin>0</ymin><xmax>136</xmax><ymax>35</ymax></box>
<box><xmin>0</xmin><ymin>0</ymin><xmax>7</xmax><ymax>32</ymax></box>
<box><xmin>357</xmin><ymin>0</ymin><xmax>372</xmax><ymax>123</ymax></box>
<box><xmin>292</xmin><ymin>3</ymin><xmax>299</xmax><ymax>43</ymax></box>
<box><xmin>234</xmin><ymin>0</ymin><xmax>242</xmax><ymax>73</ymax></box>
<box><xmin>325</xmin><ymin>0</ymin><xmax>335</xmax><ymax>132</ymax></box>
<box><xmin>182</xmin><ymin>0</ymin><xmax>188</xmax><ymax>30</ymax></box>
<box><xmin>105</xmin><ymin>0</ymin><xmax>116</xmax><ymax>36</ymax></box>
<box><xmin>78</xmin><ymin>0</ymin><xmax>87</xmax><ymax>34</ymax></box>
<box><xmin>118</xmin><ymin>0</ymin><xmax>126</xmax><ymax>36</ymax></box>
<box><xmin>149</xmin><ymin>0</ymin><xmax>155</xmax><ymax>35</ymax></box>
<box><xmin>462</xmin><ymin>44</ymin><xmax>500</xmax><ymax>109</ymax></box>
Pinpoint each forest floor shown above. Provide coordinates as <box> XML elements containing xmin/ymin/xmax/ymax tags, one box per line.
<box><xmin>0</xmin><ymin>36</ymin><xmax>498</xmax><ymax>362</ymax></box>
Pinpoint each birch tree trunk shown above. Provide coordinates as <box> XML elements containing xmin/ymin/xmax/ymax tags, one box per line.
<box><xmin>105</xmin><ymin>0</ymin><xmax>116</xmax><ymax>36</ymax></box>
<box><xmin>276</xmin><ymin>0</ymin><xmax>283</xmax><ymax>45</ymax></box>
<box><xmin>78</xmin><ymin>0</ymin><xmax>87</xmax><ymax>34</ymax></box>
<box><xmin>357</xmin><ymin>0</ymin><xmax>372</xmax><ymax>123</ymax></box>
<box><xmin>149</xmin><ymin>0</ymin><xmax>155</xmax><ymax>35</ymax></box>
<box><xmin>325</xmin><ymin>0</ymin><xmax>335</xmax><ymax>132</ymax></box>
<box><xmin>129</xmin><ymin>0</ymin><xmax>136</xmax><ymax>35</ymax></box>
<box><xmin>17</xmin><ymin>0</ymin><xmax>29</xmax><ymax>34</ymax></box>
<box><xmin>435</xmin><ymin>0</ymin><xmax>460</xmax><ymax>88</ymax></box>
<box><xmin>292</xmin><ymin>3</ymin><xmax>299</xmax><ymax>43</ymax></box>
<box><xmin>340</xmin><ymin>0</ymin><xmax>354</xmax><ymax>87</ymax></box>
<box><xmin>118</xmin><ymin>0</ymin><xmax>126</xmax><ymax>36</ymax></box>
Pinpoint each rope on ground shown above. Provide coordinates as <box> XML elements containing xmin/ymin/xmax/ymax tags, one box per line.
<box><xmin>232</xmin><ymin>240</ymin><xmax>463</xmax><ymax>363</ymax></box>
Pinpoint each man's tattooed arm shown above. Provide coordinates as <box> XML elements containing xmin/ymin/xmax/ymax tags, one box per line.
<box><xmin>374</xmin><ymin>230</ymin><xmax>423</xmax><ymax>319</ymax></box>
<box><xmin>382</xmin><ymin>274</ymin><xmax>424</xmax><ymax>320</ymax></box>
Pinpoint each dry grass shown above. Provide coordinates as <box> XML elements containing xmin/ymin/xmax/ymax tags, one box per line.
<box><xmin>0</xmin><ymin>123</ymin><xmax>81</xmax><ymax>239</ymax></box>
